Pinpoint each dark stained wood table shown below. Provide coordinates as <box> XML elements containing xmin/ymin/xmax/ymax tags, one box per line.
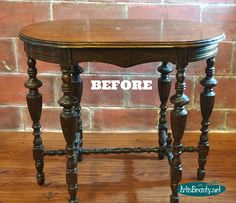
<box><xmin>19</xmin><ymin>19</ymin><xmax>225</xmax><ymax>203</ymax></box>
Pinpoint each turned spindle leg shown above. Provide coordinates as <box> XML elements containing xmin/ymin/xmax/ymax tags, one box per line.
<box><xmin>170</xmin><ymin>61</ymin><xmax>189</xmax><ymax>203</ymax></box>
<box><xmin>25</xmin><ymin>57</ymin><xmax>45</xmax><ymax>185</ymax></box>
<box><xmin>157</xmin><ymin>62</ymin><xmax>172</xmax><ymax>160</ymax></box>
<box><xmin>197</xmin><ymin>57</ymin><xmax>217</xmax><ymax>180</ymax></box>
<box><xmin>59</xmin><ymin>65</ymin><xmax>78</xmax><ymax>203</ymax></box>
<box><xmin>72</xmin><ymin>64</ymin><xmax>84</xmax><ymax>162</ymax></box>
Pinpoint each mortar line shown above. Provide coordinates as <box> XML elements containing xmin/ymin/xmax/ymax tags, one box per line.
<box><xmin>125</xmin><ymin>3</ymin><xmax>128</xmax><ymax>19</ymax></box>
<box><xmin>12</xmin><ymin>38</ymin><xmax>19</xmax><ymax>72</ymax></box>
<box><xmin>50</xmin><ymin>2</ymin><xmax>53</xmax><ymax>21</ymax></box>
<box><xmin>2</xmin><ymin>129</ymin><xmax>236</xmax><ymax>133</ymax></box>
<box><xmin>0</xmin><ymin>37</ymin><xmax>18</xmax><ymax>40</ymax></box>
<box><xmin>191</xmin><ymin>76</ymin><xmax>196</xmax><ymax>109</ymax></box>
<box><xmin>19</xmin><ymin>106</ymin><xmax>25</xmax><ymax>130</ymax></box>
<box><xmin>0</xmin><ymin>103</ymin><xmax>236</xmax><ymax>111</ymax></box>
<box><xmin>224</xmin><ymin>111</ymin><xmax>228</xmax><ymax>131</ymax></box>
<box><xmin>86</xmin><ymin>62</ymin><xmax>91</xmax><ymax>74</ymax></box>
<box><xmin>89</xmin><ymin>107</ymin><xmax>93</xmax><ymax>131</ymax></box>
<box><xmin>53</xmin><ymin>74</ymin><xmax>59</xmax><ymax>106</ymax></box>
<box><xmin>1</xmin><ymin>0</ymin><xmax>236</xmax><ymax>6</ymax></box>
<box><xmin>199</xmin><ymin>4</ymin><xmax>203</xmax><ymax>23</ymax></box>
<box><xmin>89</xmin><ymin>107</ymin><xmax>92</xmax><ymax>131</ymax></box>
<box><xmin>0</xmin><ymin>67</ymin><xmax>231</xmax><ymax>78</ymax></box>
<box><xmin>124</xmin><ymin>75</ymin><xmax>131</xmax><ymax>107</ymax></box>
<box><xmin>230</xmin><ymin>42</ymin><xmax>236</xmax><ymax>75</ymax></box>
<box><xmin>126</xmin><ymin>2</ymin><xmax>236</xmax><ymax>6</ymax></box>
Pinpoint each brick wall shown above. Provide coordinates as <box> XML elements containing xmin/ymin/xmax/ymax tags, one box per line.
<box><xmin>0</xmin><ymin>0</ymin><xmax>235</xmax><ymax>132</ymax></box>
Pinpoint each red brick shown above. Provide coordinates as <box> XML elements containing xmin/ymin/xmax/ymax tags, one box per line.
<box><xmin>188</xmin><ymin>42</ymin><xmax>233</xmax><ymax>76</ymax></box>
<box><xmin>0</xmin><ymin>40</ymin><xmax>16</xmax><ymax>72</ymax></box>
<box><xmin>194</xmin><ymin>77</ymin><xmax>236</xmax><ymax>109</ymax></box>
<box><xmin>0</xmin><ymin>2</ymin><xmax>50</xmax><ymax>37</ymax></box>
<box><xmin>215</xmin><ymin>42</ymin><xmax>233</xmax><ymax>75</ymax></box>
<box><xmin>128</xmin><ymin>5</ymin><xmax>163</xmax><ymax>19</ymax></box>
<box><xmin>129</xmin><ymin>75</ymin><xmax>194</xmax><ymax>107</ymax></box>
<box><xmin>55</xmin><ymin>75</ymin><xmax>125</xmax><ymax>107</ymax></box>
<box><xmin>201</xmin><ymin>6</ymin><xmax>236</xmax><ymax>40</ymax></box>
<box><xmin>90</xmin><ymin>62</ymin><xmax>158</xmax><ymax>74</ymax></box>
<box><xmin>164</xmin><ymin>0</ymin><xmax>202</xmax><ymax>3</ymax></box>
<box><xmin>187</xmin><ymin>61</ymin><xmax>205</xmax><ymax>76</ymax></box>
<box><xmin>232</xmin><ymin>44</ymin><xmax>236</xmax><ymax>75</ymax></box>
<box><xmin>128</xmin><ymin>76</ymin><xmax>159</xmax><ymax>107</ymax></box>
<box><xmin>165</xmin><ymin>0</ymin><xmax>236</xmax><ymax>3</ymax></box>
<box><xmin>164</xmin><ymin>109</ymin><xmax>225</xmax><ymax>131</ymax></box>
<box><xmin>0</xmin><ymin>107</ymin><xmax>22</xmax><ymax>130</ymax></box>
<box><xmin>202</xmin><ymin>6</ymin><xmax>236</xmax><ymax>23</ymax></box>
<box><xmin>128</xmin><ymin>5</ymin><xmax>200</xmax><ymax>22</ymax></box>
<box><xmin>163</xmin><ymin>5</ymin><xmax>200</xmax><ymax>22</ymax></box>
<box><xmin>226</xmin><ymin>111</ymin><xmax>236</xmax><ymax>130</ymax></box>
<box><xmin>184</xmin><ymin>109</ymin><xmax>226</xmax><ymax>131</ymax></box>
<box><xmin>0</xmin><ymin>74</ymin><xmax>55</xmax><ymax>106</ymax></box>
<box><xmin>102</xmin><ymin>0</ymin><xmax>162</xmax><ymax>2</ymax></box>
<box><xmin>53</xmin><ymin>3</ymin><xmax>126</xmax><ymax>20</ymax></box>
<box><xmin>202</xmin><ymin>0</ymin><xmax>236</xmax><ymax>3</ymax></box>
<box><xmin>92</xmin><ymin>108</ymin><xmax>158</xmax><ymax>130</ymax></box>
<box><xmin>90</xmin><ymin>63</ymin><xmax>124</xmax><ymax>74</ymax></box>
<box><xmin>23</xmin><ymin>107</ymin><xmax>90</xmax><ymax>131</ymax></box>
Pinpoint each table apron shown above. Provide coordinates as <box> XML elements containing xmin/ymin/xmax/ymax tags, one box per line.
<box><xmin>24</xmin><ymin>43</ymin><xmax>219</xmax><ymax>67</ymax></box>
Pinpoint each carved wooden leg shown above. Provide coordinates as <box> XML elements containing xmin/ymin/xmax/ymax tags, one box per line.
<box><xmin>197</xmin><ymin>57</ymin><xmax>217</xmax><ymax>180</ymax></box>
<box><xmin>72</xmin><ymin>64</ymin><xmax>84</xmax><ymax>162</ymax></box>
<box><xmin>157</xmin><ymin>62</ymin><xmax>172</xmax><ymax>160</ymax></box>
<box><xmin>24</xmin><ymin>57</ymin><xmax>45</xmax><ymax>185</ymax></box>
<box><xmin>59</xmin><ymin>65</ymin><xmax>78</xmax><ymax>203</ymax></box>
<box><xmin>170</xmin><ymin>61</ymin><xmax>189</xmax><ymax>203</ymax></box>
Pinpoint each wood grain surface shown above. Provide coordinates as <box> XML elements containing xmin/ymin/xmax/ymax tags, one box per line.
<box><xmin>0</xmin><ymin>132</ymin><xmax>235</xmax><ymax>203</ymax></box>
<box><xmin>19</xmin><ymin>19</ymin><xmax>225</xmax><ymax>48</ymax></box>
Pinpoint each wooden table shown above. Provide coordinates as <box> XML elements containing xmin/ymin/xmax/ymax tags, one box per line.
<box><xmin>19</xmin><ymin>19</ymin><xmax>225</xmax><ymax>203</ymax></box>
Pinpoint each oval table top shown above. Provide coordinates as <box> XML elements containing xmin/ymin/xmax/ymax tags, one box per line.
<box><xmin>19</xmin><ymin>19</ymin><xmax>225</xmax><ymax>48</ymax></box>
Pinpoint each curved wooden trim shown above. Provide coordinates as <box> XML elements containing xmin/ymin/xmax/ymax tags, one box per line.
<box><xmin>24</xmin><ymin>43</ymin><xmax>62</xmax><ymax>64</ymax></box>
<box><xmin>188</xmin><ymin>44</ymin><xmax>219</xmax><ymax>62</ymax></box>
<box><xmin>20</xmin><ymin>32</ymin><xmax>225</xmax><ymax>49</ymax></box>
